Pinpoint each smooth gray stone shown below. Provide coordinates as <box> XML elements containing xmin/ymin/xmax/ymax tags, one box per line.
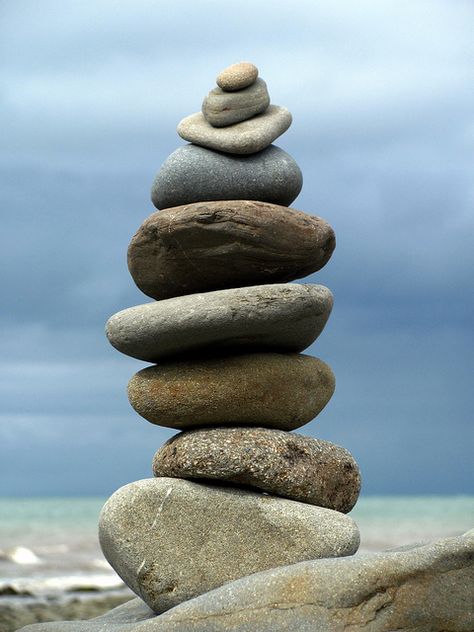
<box><xmin>19</xmin><ymin>532</ymin><xmax>474</xmax><ymax>631</ymax></box>
<box><xmin>178</xmin><ymin>106</ymin><xmax>291</xmax><ymax>154</ymax></box>
<box><xmin>127</xmin><ymin>200</ymin><xmax>336</xmax><ymax>301</ymax></box>
<box><xmin>202</xmin><ymin>78</ymin><xmax>269</xmax><ymax>127</ymax></box>
<box><xmin>106</xmin><ymin>283</ymin><xmax>333</xmax><ymax>363</ymax></box>
<box><xmin>98</xmin><ymin>478</ymin><xmax>360</xmax><ymax>614</ymax></box>
<box><xmin>216</xmin><ymin>62</ymin><xmax>258</xmax><ymax>91</ymax></box>
<box><xmin>151</xmin><ymin>144</ymin><xmax>303</xmax><ymax>210</ymax></box>
<box><xmin>153</xmin><ymin>427</ymin><xmax>361</xmax><ymax>512</ymax></box>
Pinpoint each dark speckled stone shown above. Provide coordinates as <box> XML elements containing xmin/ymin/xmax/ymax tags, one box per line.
<box><xmin>152</xmin><ymin>427</ymin><xmax>361</xmax><ymax>512</ymax></box>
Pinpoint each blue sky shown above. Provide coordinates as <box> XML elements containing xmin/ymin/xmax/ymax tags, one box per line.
<box><xmin>1</xmin><ymin>0</ymin><xmax>473</xmax><ymax>496</ymax></box>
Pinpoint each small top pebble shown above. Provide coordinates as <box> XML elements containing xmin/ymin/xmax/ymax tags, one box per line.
<box><xmin>216</xmin><ymin>62</ymin><xmax>258</xmax><ymax>91</ymax></box>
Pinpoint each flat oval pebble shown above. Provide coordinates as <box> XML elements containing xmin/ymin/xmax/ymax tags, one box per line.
<box><xmin>151</xmin><ymin>144</ymin><xmax>302</xmax><ymax>209</ymax></box>
<box><xmin>178</xmin><ymin>105</ymin><xmax>291</xmax><ymax>154</ymax></box>
<box><xmin>202</xmin><ymin>78</ymin><xmax>270</xmax><ymax>127</ymax></box>
<box><xmin>99</xmin><ymin>478</ymin><xmax>360</xmax><ymax>613</ymax></box>
<box><xmin>127</xmin><ymin>200</ymin><xmax>336</xmax><ymax>300</ymax></box>
<box><xmin>153</xmin><ymin>427</ymin><xmax>361</xmax><ymax>512</ymax></box>
<box><xmin>106</xmin><ymin>283</ymin><xmax>333</xmax><ymax>363</ymax></box>
<box><xmin>127</xmin><ymin>353</ymin><xmax>335</xmax><ymax>430</ymax></box>
<box><xmin>216</xmin><ymin>61</ymin><xmax>258</xmax><ymax>91</ymax></box>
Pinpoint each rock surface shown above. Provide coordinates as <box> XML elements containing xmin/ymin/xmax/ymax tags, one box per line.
<box><xmin>106</xmin><ymin>283</ymin><xmax>333</xmax><ymax>363</ymax></box>
<box><xmin>18</xmin><ymin>532</ymin><xmax>474</xmax><ymax>631</ymax></box>
<box><xmin>151</xmin><ymin>144</ymin><xmax>302</xmax><ymax>210</ymax></box>
<box><xmin>153</xmin><ymin>427</ymin><xmax>360</xmax><ymax>512</ymax></box>
<box><xmin>216</xmin><ymin>62</ymin><xmax>258</xmax><ymax>91</ymax></box>
<box><xmin>98</xmin><ymin>478</ymin><xmax>359</xmax><ymax>614</ymax></box>
<box><xmin>99</xmin><ymin>478</ymin><xmax>359</xmax><ymax>612</ymax></box>
<box><xmin>201</xmin><ymin>78</ymin><xmax>270</xmax><ymax>127</ymax></box>
<box><xmin>127</xmin><ymin>200</ymin><xmax>335</xmax><ymax>300</ymax></box>
<box><xmin>178</xmin><ymin>105</ymin><xmax>291</xmax><ymax>154</ymax></box>
<box><xmin>128</xmin><ymin>353</ymin><xmax>335</xmax><ymax>430</ymax></box>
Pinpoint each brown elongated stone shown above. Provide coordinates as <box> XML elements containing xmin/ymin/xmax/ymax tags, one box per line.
<box><xmin>127</xmin><ymin>353</ymin><xmax>335</xmax><ymax>430</ymax></box>
<box><xmin>128</xmin><ymin>200</ymin><xmax>335</xmax><ymax>300</ymax></box>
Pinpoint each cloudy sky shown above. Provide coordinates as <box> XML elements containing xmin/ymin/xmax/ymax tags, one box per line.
<box><xmin>1</xmin><ymin>0</ymin><xmax>472</xmax><ymax>497</ymax></box>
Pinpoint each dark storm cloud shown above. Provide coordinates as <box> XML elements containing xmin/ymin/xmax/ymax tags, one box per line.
<box><xmin>0</xmin><ymin>0</ymin><xmax>472</xmax><ymax>495</ymax></box>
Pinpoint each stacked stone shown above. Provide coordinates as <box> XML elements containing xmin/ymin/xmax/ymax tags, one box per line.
<box><xmin>100</xmin><ymin>62</ymin><xmax>362</xmax><ymax>616</ymax></box>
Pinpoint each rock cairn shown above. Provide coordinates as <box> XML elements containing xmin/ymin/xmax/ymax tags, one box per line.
<box><xmin>100</xmin><ymin>61</ymin><xmax>362</xmax><ymax>615</ymax></box>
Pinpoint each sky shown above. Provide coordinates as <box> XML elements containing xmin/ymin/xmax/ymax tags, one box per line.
<box><xmin>0</xmin><ymin>0</ymin><xmax>473</xmax><ymax>497</ymax></box>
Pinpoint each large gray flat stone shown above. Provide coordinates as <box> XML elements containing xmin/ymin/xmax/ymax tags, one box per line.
<box><xmin>127</xmin><ymin>353</ymin><xmax>335</xmax><ymax>430</ymax></box>
<box><xmin>98</xmin><ymin>478</ymin><xmax>360</xmax><ymax>614</ymax></box>
<box><xmin>153</xmin><ymin>427</ymin><xmax>360</xmax><ymax>512</ymax></box>
<box><xmin>19</xmin><ymin>532</ymin><xmax>474</xmax><ymax>631</ymax></box>
<box><xmin>178</xmin><ymin>106</ymin><xmax>291</xmax><ymax>154</ymax></box>
<box><xmin>151</xmin><ymin>144</ymin><xmax>302</xmax><ymax>210</ymax></box>
<box><xmin>127</xmin><ymin>200</ymin><xmax>335</xmax><ymax>301</ymax></box>
<box><xmin>106</xmin><ymin>283</ymin><xmax>333</xmax><ymax>363</ymax></box>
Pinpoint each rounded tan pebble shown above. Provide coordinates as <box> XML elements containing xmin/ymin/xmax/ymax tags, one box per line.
<box><xmin>216</xmin><ymin>61</ymin><xmax>258</xmax><ymax>91</ymax></box>
<box><xmin>127</xmin><ymin>353</ymin><xmax>335</xmax><ymax>430</ymax></box>
<box><xmin>153</xmin><ymin>427</ymin><xmax>361</xmax><ymax>512</ymax></box>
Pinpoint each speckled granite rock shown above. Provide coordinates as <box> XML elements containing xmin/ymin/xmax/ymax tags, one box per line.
<box><xmin>98</xmin><ymin>478</ymin><xmax>359</xmax><ymax>614</ymax></box>
<box><xmin>128</xmin><ymin>353</ymin><xmax>335</xmax><ymax>430</ymax></box>
<box><xmin>201</xmin><ymin>78</ymin><xmax>269</xmax><ymax>127</ymax></box>
<box><xmin>178</xmin><ymin>106</ymin><xmax>291</xmax><ymax>154</ymax></box>
<box><xmin>106</xmin><ymin>283</ymin><xmax>333</xmax><ymax>363</ymax></box>
<box><xmin>151</xmin><ymin>144</ymin><xmax>302</xmax><ymax>210</ymax></box>
<box><xmin>18</xmin><ymin>532</ymin><xmax>474</xmax><ymax>631</ymax></box>
<box><xmin>153</xmin><ymin>427</ymin><xmax>360</xmax><ymax>512</ymax></box>
<box><xmin>127</xmin><ymin>200</ymin><xmax>335</xmax><ymax>300</ymax></box>
<box><xmin>216</xmin><ymin>62</ymin><xmax>258</xmax><ymax>91</ymax></box>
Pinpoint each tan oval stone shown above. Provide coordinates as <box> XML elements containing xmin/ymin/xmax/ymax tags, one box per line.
<box><xmin>128</xmin><ymin>353</ymin><xmax>335</xmax><ymax>430</ymax></box>
<box><xmin>127</xmin><ymin>200</ymin><xmax>335</xmax><ymax>300</ymax></box>
<box><xmin>202</xmin><ymin>78</ymin><xmax>270</xmax><ymax>128</ymax></box>
<box><xmin>153</xmin><ymin>427</ymin><xmax>361</xmax><ymax>512</ymax></box>
<box><xmin>216</xmin><ymin>61</ymin><xmax>258</xmax><ymax>91</ymax></box>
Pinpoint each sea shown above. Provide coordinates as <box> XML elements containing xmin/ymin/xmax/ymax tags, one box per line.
<box><xmin>0</xmin><ymin>495</ymin><xmax>472</xmax><ymax>600</ymax></box>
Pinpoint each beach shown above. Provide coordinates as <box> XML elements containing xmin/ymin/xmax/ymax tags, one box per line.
<box><xmin>0</xmin><ymin>495</ymin><xmax>472</xmax><ymax>631</ymax></box>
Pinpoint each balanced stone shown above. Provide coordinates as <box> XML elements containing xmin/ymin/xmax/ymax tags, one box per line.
<box><xmin>151</xmin><ymin>144</ymin><xmax>302</xmax><ymax>209</ymax></box>
<box><xmin>128</xmin><ymin>353</ymin><xmax>335</xmax><ymax>430</ymax></box>
<box><xmin>153</xmin><ymin>427</ymin><xmax>361</xmax><ymax>512</ymax></box>
<box><xmin>99</xmin><ymin>478</ymin><xmax>360</xmax><ymax>614</ymax></box>
<box><xmin>127</xmin><ymin>200</ymin><xmax>336</xmax><ymax>300</ymax></box>
<box><xmin>178</xmin><ymin>106</ymin><xmax>291</xmax><ymax>154</ymax></box>
<box><xmin>216</xmin><ymin>61</ymin><xmax>258</xmax><ymax>91</ymax></box>
<box><xmin>106</xmin><ymin>283</ymin><xmax>333</xmax><ymax>363</ymax></box>
<box><xmin>202</xmin><ymin>78</ymin><xmax>270</xmax><ymax>127</ymax></box>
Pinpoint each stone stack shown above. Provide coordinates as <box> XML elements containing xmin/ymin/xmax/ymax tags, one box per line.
<box><xmin>100</xmin><ymin>62</ymin><xmax>361</xmax><ymax>616</ymax></box>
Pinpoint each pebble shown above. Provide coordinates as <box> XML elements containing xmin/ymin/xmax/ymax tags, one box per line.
<box><xmin>127</xmin><ymin>353</ymin><xmax>335</xmax><ymax>430</ymax></box>
<box><xmin>98</xmin><ymin>478</ymin><xmax>360</xmax><ymax>614</ymax></box>
<box><xmin>106</xmin><ymin>283</ymin><xmax>333</xmax><ymax>363</ymax></box>
<box><xmin>216</xmin><ymin>61</ymin><xmax>258</xmax><ymax>91</ymax></box>
<box><xmin>151</xmin><ymin>144</ymin><xmax>303</xmax><ymax>209</ymax></box>
<box><xmin>178</xmin><ymin>105</ymin><xmax>291</xmax><ymax>154</ymax></box>
<box><xmin>202</xmin><ymin>78</ymin><xmax>270</xmax><ymax>127</ymax></box>
<box><xmin>127</xmin><ymin>200</ymin><xmax>336</xmax><ymax>300</ymax></box>
<box><xmin>153</xmin><ymin>427</ymin><xmax>361</xmax><ymax>512</ymax></box>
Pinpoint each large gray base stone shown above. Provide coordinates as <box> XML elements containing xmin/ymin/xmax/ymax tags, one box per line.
<box><xmin>18</xmin><ymin>531</ymin><xmax>474</xmax><ymax>631</ymax></box>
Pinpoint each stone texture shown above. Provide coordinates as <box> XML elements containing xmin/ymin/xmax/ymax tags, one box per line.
<box><xmin>202</xmin><ymin>78</ymin><xmax>269</xmax><ymax>127</ymax></box>
<box><xmin>216</xmin><ymin>62</ymin><xmax>258</xmax><ymax>91</ymax></box>
<box><xmin>151</xmin><ymin>144</ymin><xmax>302</xmax><ymax>210</ymax></box>
<box><xmin>106</xmin><ymin>283</ymin><xmax>333</xmax><ymax>363</ymax></box>
<box><xmin>178</xmin><ymin>106</ymin><xmax>291</xmax><ymax>154</ymax></box>
<box><xmin>127</xmin><ymin>200</ymin><xmax>335</xmax><ymax>300</ymax></box>
<box><xmin>128</xmin><ymin>353</ymin><xmax>335</xmax><ymax>430</ymax></box>
<box><xmin>153</xmin><ymin>427</ymin><xmax>360</xmax><ymax>512</ymax></box>
<box><xmin>98</xmin><ymin>478</ymin><xmax>360</xmax><ymax>614</ymax></box>
<box><xmin>18</xmin><ymin>532</ymin><xmax>474</xmax><ymax>631</ymax></box>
